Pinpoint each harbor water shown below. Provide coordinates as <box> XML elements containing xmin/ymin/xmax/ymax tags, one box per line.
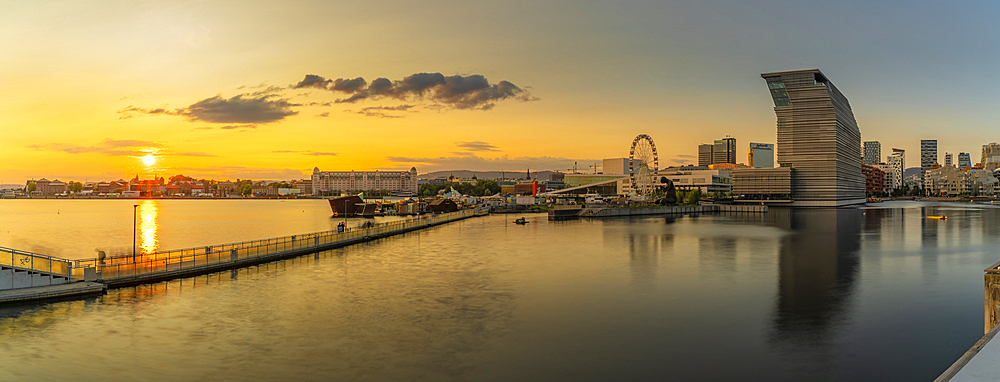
<box><xmin>0</xmin><ymin>199</ymin><xmax>994</xmax><ymax>381</ymax></box>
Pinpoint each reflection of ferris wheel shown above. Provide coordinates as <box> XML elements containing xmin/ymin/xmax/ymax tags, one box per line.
<box><xmin>629</xmin><ymin>134</ymin><xmax>659</xmax><ymax>197</ymax></box>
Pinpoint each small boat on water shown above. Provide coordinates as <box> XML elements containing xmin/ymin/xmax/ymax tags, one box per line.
<box><xmin>927</xmin><ymin>215</ymin><xmax>948</xmax><ymax>220</ymax></box>
<box><xmin>514</xmin><ymin>217</ymin><xmax>528</xmax><ymax>225</ymax></box>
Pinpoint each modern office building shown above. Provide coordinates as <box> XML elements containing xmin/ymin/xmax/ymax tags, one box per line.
<box><xmin>748</xmin><ymin>142</ymin><xmax>774</xmax><ymax>168</ymax></box>
<box><xmin>921</xmin><ymin>140</ymin><xmax>937</xmax><ymax>181</ymax></box>
<box><xmin>757</xmin><ymin>69</ymin><xmax>864</xmax><ymax>206</ymax></box>
<box><xmin>959</xmin><ymin>152</ymin><xmax>971</xmax><ymax>169</ymax></box>
<box><xmin>698</xmin><ymin>144</ymin><xmax>714</xmax><ymax>167</ymax></box>
<box><xmin>311</xmin><ymin>167</ymin><xmax>418</xmax><ymax>195</ymax></box>
<box><xmin>660</xmin><ymin>166</ymin><xmax>733</xmax><ymax>194</ymax></box>
<box><xmin>863</xmin><ymin>141</ymin><xmax>881</xmax><ymax>165</ymax></box>
<box><xmin>698</xmin><ymin>137</ymin><xmax>737</xmax><ymax>166</ymax></box>
<box><xmin>887</xmin><ymin>149</ymin><xmax>905</xmax><ymax>190</ymax></box>
<box><xmin>944</xmin><ymin>153</ymin><xmax>953</xmax><ymax>167</ymax></box>
<box><xmin>983</xmin><ymin>143</ymin><xmax>1000</xmax><ymax>171</ymax></box>
<box><xmin>713</xmin><ymin>137</ymin><xmax>736</xmax><ymax>165</ymax></box>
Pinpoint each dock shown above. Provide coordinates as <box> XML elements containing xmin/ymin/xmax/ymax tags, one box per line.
<box><xmin>0</xmin><ymin>209</ymin><xmax>485</xmax><ymax>303</ymax></box>
<box><xmin>936</xmin><ymin>261</ymin><xmax>1000</xmax><ymax>381</ymax></box>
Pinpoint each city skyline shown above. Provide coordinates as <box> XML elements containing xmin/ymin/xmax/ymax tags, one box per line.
<box><xmin>4</xmin><ymin>1</ymin><xmax>1000</xmax><ymax>182</ymax></box>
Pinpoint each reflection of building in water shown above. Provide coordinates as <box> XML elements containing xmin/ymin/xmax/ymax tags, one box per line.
<box><xmin>771</xmin><ymin>208</ymin><xmax>861</xmax><ymax>352</ymax></box>
<box><xmin>616</xmin><ymin>216</ymin><xmax>679</xmax><ymax>286</ymax></box>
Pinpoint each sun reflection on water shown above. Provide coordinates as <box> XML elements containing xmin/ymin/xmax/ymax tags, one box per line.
<box><xmin>139</xmin><ymin>200</ymin><xmax>159</xmax><ymax>254</ymax></box>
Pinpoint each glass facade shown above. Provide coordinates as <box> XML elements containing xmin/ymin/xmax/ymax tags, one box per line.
<box><xmin>765</xmin><ymin>77</ymin><xmax>790</xmax><ymax>107</ymax></box>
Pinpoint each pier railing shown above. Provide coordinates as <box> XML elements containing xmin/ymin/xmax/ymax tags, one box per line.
<box><xmin>74</xmin><ymin>209</ymin><xmax>479</xmax><ymax>282</ymax></box>
<box><xmin>0</xmin><ymin>246</ymin><xmax>72</xmax><ymax>277</ymax></box>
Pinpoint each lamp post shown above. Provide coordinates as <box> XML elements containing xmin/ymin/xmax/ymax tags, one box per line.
<box><xmin>133</xmin><ymin>204</ymin><xmax>138</xmax><ymax>263</ymax></box>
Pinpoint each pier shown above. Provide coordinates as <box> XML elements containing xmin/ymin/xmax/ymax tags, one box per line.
<box><xmin>936</xmin><ymin>261</ymin><xmax>1000</xmax><ymax>381</ymax></box>
<box><xmin>0</xmin><ymin>209</ymin><xmax>484</xmax><ymax>301</ymax></box>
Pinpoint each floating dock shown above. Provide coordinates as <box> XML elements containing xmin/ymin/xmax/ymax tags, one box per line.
<box><xmin>549</xmin><ymin>204</ymin><xmax>767</xmax><ymax>220</ymax></box>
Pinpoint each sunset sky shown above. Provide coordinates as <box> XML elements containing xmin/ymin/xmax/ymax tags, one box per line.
<box><xmin>3</xmin><ymin>1</ymin><xmax>1000</xmax><ymax>182</ymax></box>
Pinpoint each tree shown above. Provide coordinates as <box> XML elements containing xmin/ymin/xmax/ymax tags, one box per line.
<box><xmin>26</xmin><ymin>182</ymin><xmax>36</xmax><ymax>193</ymax></box>
<box><xmin>686</xmin><ymin>189</ymin><xmax>701</xmax><ymax>205</ymax></box>
<box><xmin>67</xmin><ymin>181</ymin><xmax>83</xmax><ymax>193</ymax></box>
<box><xmin>169</xmin><ymin>174</ymin><xmax>194</xmax><ymax>185</ymax></box>
<box><xmin>237</xmin><ymin>180</ymin><xmax>254</xmax><ymax>196</ymax></box>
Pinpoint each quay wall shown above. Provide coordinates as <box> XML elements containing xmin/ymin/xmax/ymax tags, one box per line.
<box><xmin>556</xmin><ymin>204</ymin><xmax>768</xmax><ymax>219</ymax></box>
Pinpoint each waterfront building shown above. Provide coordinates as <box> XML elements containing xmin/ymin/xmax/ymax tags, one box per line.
<box><xmin>862</xmin><ymin>164</ymin><xmax>886</xmax><ymax>196</ymax></box>
<box><xmin>982</xmin><ymin>143</ymin><xmax>1000</xmax><ymax>171</ymax></box>
<box><xmin>968</xmin><ymin>169</ymin><xmax>1000</xmax><ymax>196</ymax></box>
<box><xmin>921</xmin><ymin>140</ymin><xmax>937</xmax><ymax>182</ymax></box>
<box><xmin>731</xmin><ymin>167</ymin><xmax>792</xmax><ymax>200</ymax></box>
<box><xmin>659</xmin><ymin>166</ymin><xmax>732</xmax><ymax>194</ymax></box>
<box><xmin>311</xmin><ymin>167</ymin><xmax>418</xmax><ymax>196</ymax></box>
<box><xmin>863</xmin><ymin>141</ymin><xmax>881</xmax><ymax>165</ymax></box>
<box><xmin>757</xmin><ymin>69</ymin><xmax>864</xmax><ymax>205</ymax></box>
<box><xmin>944</xmin><ymin>153</ymin><xmax>953</xmax><ymax>167</ymax></box>
<box><xmin>562</xmin><ymin>173</ymin><xmax>629</xmax><ymax>196</ymax></box>
<box><xmin>698</xmin><ymin>144</ymin><xmax>714</xmax><ymax>167</ymax></box>
<box><xmin>925</xmin><ymin>165</ymin><xmax>966</xmax><ymax>196</ymax></box>
<box><xmin>25</xmin><ymin>178</ymin><xmax>68</xmax><ymax>196</ymax></box>
<box><xmin>887</xmin><ymin>149</ymin><xmax>905</xmax><ymax>190</ymax></box>
<box><xmin>959</xmin><ymin>152</ymin><xmax>971</xmax><ymax>169</ymax></box>
<box><xmin>748</xmin><ymin>142</ymin><xmax>774</xmax><ymax>168</ymax></box>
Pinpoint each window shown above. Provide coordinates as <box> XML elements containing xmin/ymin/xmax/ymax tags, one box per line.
<box><xmin>764</xmin><ymin>77</ymin><xmax>790</xmax><ymax>107</ymax></box>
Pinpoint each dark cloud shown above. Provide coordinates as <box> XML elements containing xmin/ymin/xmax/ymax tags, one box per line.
<box><xmin>317</xmin><ymin>112</ymin><xmax>330</xmax><ymax>117</ymax></box>
<box><xmin>119</xmin><ymin>93</ymin><xmax>299</xmax><ymax>125</ymax></box>
<box><xmin>456</xmin><ymin>141</ymin><xmax>499</xmax><ymax>151</ymax></box>
<box><xmin>219</xmin><ymin>124</ymin><xmax>257</xmax><ymax>130</ymax></box>
<box><xmin>362</xmin><ymin>105</ymin><xmax>416</xmax><ymax>112</ymax></box>
<box><xmin>293</xmin><ymin>72</ymin><xmax>535</xmax><ymax>110</ymax></box>
<box><xmin>344</xmin><ymin>104</ymin><xmax>417</xmax><ymax>118</ymax></box>
<box><xmin>675</xmin><ymin>154</ymin><xmax>695</xmax><ymax>158</ymax></box>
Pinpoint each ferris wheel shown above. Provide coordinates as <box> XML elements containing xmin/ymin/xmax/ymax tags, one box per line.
<box><xmin>629</xmin><ymin>134</ymin><xmax>659</xmax><ymax>198</ymax></box>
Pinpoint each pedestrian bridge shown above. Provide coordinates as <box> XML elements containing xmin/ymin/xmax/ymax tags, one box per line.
<box><xmin>1</xmin><ymin>209</ymin><xmax>485</xmax><ymax>291</ymax></box>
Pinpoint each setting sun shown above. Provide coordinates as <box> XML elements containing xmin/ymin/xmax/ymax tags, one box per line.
<box><xmin>141</xmin><ymin>154</ymin><xmax>156</xmax><ymax>167</ymax></box>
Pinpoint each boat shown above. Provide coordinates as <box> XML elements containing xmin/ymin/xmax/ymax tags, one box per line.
<box><xmin>514</xmin><ymin>217</ymin><xmax>528</xmax><ymax>225</ymax></box>
<box><xmin>927</xmin><ymin>215</ymin><xmax>948</xmax><ymax>220</ymax></box>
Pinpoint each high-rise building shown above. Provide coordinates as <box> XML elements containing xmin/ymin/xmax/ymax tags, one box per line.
<box><xmin>982</xmin><ymin>143</ymin><xmax>1000</xmax><ymax>171</ymax></box>
<box><xmin>863</xmin><ymin>141</ymin><xmax>881</xmax><ymax>165</ymax></box>
<box><xmin>959</xmin><ymin>152</ymin><xmax>971</xmax><ymax>169</ymax></box>
<box><xmin>944</xmin><ymin>153</ymin><xmax>953</xmax><ymax>167</ymax></box>
<box><xmin>760</xmin><ymin>69</ymin><xmax>864</xmax><ymax>206</ymax></box>
<box><xmin>887</xmin><ymin>149</ymin><xmax>905</xmax><ymax>190</ymax></box>
<box><xmin>713</xmin><ymin>137</ymin><xmax>736</xmax><ymax>165</ymax></box>
<box><xmin>748</xmin><ymin>142</ymin><xmax>774</xmax><ymax>168</ymax></box>
<box><xmin>921</xmin><ymin>140</ymin><xmax>937</xmax><ymax>181</ymax></box>
<box><xmin>698</xmin><ymin>144</ymin><xmax>714</xmax><ymax>167</ymax></box>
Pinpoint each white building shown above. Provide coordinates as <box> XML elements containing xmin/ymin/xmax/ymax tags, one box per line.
<box><xmin>659</xmin><ymin>166</ymin><xmax>732</xmax><ymax>194</ymax></box>
<box><xmin>311</xmin><ymin>167</ymin><xmax>418</xmax><ymax>195</ymax></box>
<box><xmin>748</xmin><ymin>142</ymin><xmax>774</xmax><ymax>168</ymax></box>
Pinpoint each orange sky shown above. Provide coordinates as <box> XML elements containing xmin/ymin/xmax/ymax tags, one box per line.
<box><xmin>3</xmin><ymin>1</ymin><xmax>997</xmax><ymax>183</ymax></box>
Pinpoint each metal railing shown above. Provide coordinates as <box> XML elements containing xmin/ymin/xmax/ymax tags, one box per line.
<box><xmin>80</xmin><ymin>209</ymin><xmax>478</xmax><ymax>281</ymax></box>
<box><xmin>0</xmin><ymin>246</ymin><xmax>72</xmax><ymax>277</ymax></box>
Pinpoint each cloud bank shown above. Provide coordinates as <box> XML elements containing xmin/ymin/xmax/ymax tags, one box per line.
<box><xmin>292</xmin><ymin>73</ymin><xmax>536</xmax><ymax>110</ymax></box>
<box><xmin>118</xmin><ymin>93</ymin><xmax>299</xmax><ymax>125</ymax></box>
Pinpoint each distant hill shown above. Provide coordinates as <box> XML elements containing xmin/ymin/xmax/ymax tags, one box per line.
<box><xmin>418</xmin><ymin>170</ymin><xmax>563</xmax><ymax>181</ymax></box>
<box><xmin>904</xmin><ymin>167</ymin><xmax>921</xmax><ymax>178</ymax></box>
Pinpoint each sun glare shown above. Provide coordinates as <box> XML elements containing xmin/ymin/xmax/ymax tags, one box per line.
<box><xmin>142</xmin><ymin>154</ymin><xmax>156</xmax><ymax>166</ymax></box>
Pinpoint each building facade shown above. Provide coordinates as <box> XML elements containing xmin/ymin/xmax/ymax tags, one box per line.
<box><xmin>713</xmin><ymin>137</ymin><xmax>736</xmax><ymax>165</ymax></box>
<box><xmin>944</xmin><ymin>153</ymin><xmax>953</xmax><ymax>167</ymax></box>
<box><xmin>921</xmin><ymin>139</ymin><xmax>937</xmax><ymax>182</ymax></box>
<box><xmin>659</xmin><ymin>166</ymin><xmax>732</xmax><ymax>194</ymax></box>
<box><xmin>311</xmin><ymin>167</ymin><xmax>418</xmax><ymax>196</ymax></box>
<box><xmin>887</xmin><ymin>149</ymin><xmax>905</xmax><ymax>190</ymax></box>
<box><xmin>698</xmin><ymin>144</ymin><xmax>714</xmax><ymax>167</ymax></box>
<box><xmin>761</xmin><ymin>69</ymin><xmax>865</xmax><ymax>206</ymax></box>
<box><xmin>748</xmin><ymin>142</ymin><xmax>774</xmax><ymax>168</ymax></box>
<box><xmin>983</xmin><ymin>143</ymin><xmax>1000</xmax><ymax>171</ymax></box>
<box><xmin>863</xmin><ymin>141</ymin><xmax>881</xmax><ymax>165</ymax></box>
<box><xmin>959</xmin><ymin>152</ymin><xmax>971</xmax><ymax>169</ymax></box>
<box><xmin>862</xmin><ymin>164</ymin><xmax>886</xmax><ymax>196</ymax></box>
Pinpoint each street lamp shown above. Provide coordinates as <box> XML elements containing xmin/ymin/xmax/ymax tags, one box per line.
<box><xmin>133</xmin><ymin>204</ymin><xmax>138</xmax><ymax>263</ymax></box>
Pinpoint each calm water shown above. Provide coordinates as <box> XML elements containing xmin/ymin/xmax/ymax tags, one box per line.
<box><xmin>0</xmin><ymin>199</ymin><xmax>995</xmax><ymax>381</ymax></box>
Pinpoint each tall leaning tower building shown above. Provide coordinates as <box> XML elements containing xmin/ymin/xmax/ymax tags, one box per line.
<box><xmin>761</xmin><ymin>69</ymin><xmax>865</xmax><ymax>206</ymax></box>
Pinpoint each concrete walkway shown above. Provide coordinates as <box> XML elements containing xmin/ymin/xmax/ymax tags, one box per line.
<box><xmin>0</xmin><ymin>282</ymin><xmax>105</xmax><ymax>305</ymax></box>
